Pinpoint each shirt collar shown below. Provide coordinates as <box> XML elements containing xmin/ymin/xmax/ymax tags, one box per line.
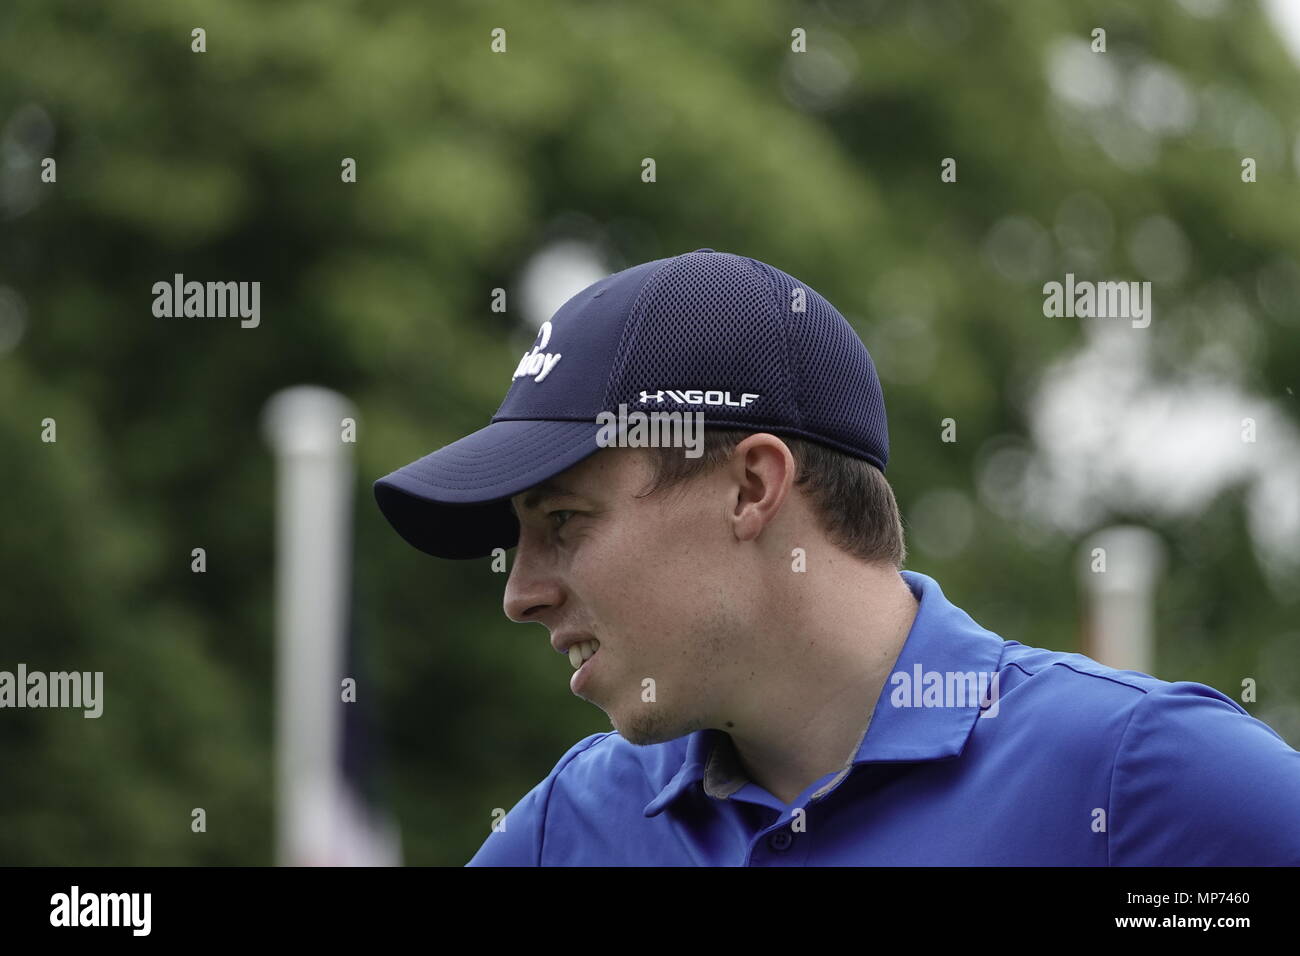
<box><xmin>643</xmin><ymin>570</ymin><xmax>1006</xmax><ymax>817</ymax></box>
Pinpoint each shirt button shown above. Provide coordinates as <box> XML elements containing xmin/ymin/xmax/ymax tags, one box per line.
<box><xmin>767</xmin><ymin>830</ymin><xmax>793</xmax><ymax>851</ymax></box>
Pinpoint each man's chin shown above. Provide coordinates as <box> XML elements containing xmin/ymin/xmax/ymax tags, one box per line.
<box><xmin>607</xmin><ymin>707</ymin><xmax>700</xmax><ymax>747</ymax></box>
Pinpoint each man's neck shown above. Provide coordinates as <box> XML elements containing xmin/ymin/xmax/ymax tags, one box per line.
<box><xmin>719</xmin><ymin>568</ymin><xmax>920</xmax><ymax>807</ymax></box>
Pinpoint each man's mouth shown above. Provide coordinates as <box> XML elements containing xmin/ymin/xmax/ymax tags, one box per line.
<box><xmin>568</xmin><ymin>639</ymin><xmax>601</xmax><ymax>670</ymax></box>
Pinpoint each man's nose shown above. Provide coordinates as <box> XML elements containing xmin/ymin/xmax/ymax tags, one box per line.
<box><xmin>502</xmin><ymin>537</ymin><xmax>563</xmax><ymax>624</ymax></box>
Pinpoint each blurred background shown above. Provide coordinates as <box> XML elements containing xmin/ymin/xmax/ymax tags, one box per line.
<box><xmin>1</xmin><ymin>0</ymin><xmax>1298</xmax><ymax>866</ymax></box>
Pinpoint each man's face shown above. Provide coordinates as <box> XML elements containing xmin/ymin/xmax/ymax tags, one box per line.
<box><xmin>504</xmin><ymin>447</ymin><xmax>743</xmax><ymax>745</ymax></box>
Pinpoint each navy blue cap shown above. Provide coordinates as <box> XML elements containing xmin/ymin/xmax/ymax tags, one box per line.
<box><xmin>374</xmin><ymin>248</ymin><xmax>889</xmax><ymax>559</ymax></box>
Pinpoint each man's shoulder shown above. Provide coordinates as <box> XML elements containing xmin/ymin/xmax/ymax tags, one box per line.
<box><xmin>976</xmin><ymin>639</ymin><xmax>1300</xmax><ymax>863</ymax></box>
<box><xmin>999</xmin><ymin>639</ymin><xmax>1178</xmax><ymax>694</ymax></box>
<box><xmin>981</xmin><ymin>639</ymin><xmax>1289</xmax><ymax>762</ymax></box>
<box><xmin>996</xmin><ymin>638</ymin><xmax>1247</xmax><ymax>717</ymax></box>
<box><xmin>465</xmin><ymin>730</ymin><xmax>690</xmax><ymax>865</ymax></box>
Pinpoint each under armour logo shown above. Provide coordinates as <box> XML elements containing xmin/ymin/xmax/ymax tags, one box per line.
<box><xmin>637</xmin><ymin>388</ymin><xmax>760</xmax><ymax>407</ymax></box>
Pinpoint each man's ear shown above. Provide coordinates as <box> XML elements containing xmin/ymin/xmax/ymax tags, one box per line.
<box><xmin>727</xmin><ymin>434</ymin><xmax>796</xmax><ymax>543</ymax></box>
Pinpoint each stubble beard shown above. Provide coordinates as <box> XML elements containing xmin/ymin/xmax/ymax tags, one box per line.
<box><xmin>612</xmin><ymin>702</ymin><xmax>706</xmax><ymax>746</ymax></box>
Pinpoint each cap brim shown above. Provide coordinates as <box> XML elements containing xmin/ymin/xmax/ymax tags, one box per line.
<box><xmin>373</xmin><ymin>419</ymin><xmax>603</xmax><ymax>559</ymax></box>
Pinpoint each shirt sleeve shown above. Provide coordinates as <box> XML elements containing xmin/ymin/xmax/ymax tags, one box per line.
<box><xmin>465</xmin><ymin>733</ymin><xmax>611</xmax><ymax>866</ymax></box>
<box><xmin>1108</xmin><ymin>680</ymin><xmax>1300</xmax><ymax>865</ymax></box>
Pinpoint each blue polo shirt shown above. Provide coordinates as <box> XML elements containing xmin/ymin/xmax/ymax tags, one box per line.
<box><xmin>467</xmin><ymin>570</ymin><xmax>1300</xmax><ymax>865</ymax></box>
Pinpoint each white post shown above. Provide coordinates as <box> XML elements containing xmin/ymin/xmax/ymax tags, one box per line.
<box><xmin>1077</xmin><ymin>525</ymin><xmax>1165</xmax><ymax>676</ymax></box>
<box><xmin>262</xmin><ymin>385</ymin><xmax>357</xmax><ymax>866</ymax></box>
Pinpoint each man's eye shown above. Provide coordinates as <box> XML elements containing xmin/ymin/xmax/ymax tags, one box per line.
<box><xmin>547</xmin><ymin>510</ymin><xmax>575</xmax><ymax>530</ymax></box>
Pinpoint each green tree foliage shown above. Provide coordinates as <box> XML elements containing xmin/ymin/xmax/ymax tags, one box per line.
<box><xmin>1</xmin><ymin>0</ymin><xmax>1297</xmax><ymax>864</ymax></box>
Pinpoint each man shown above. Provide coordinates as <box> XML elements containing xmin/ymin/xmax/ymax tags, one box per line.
<box><xmin>374</xmin><ymin>248</ymin><xmax>1300</xmax><ymax>865</ymax></box>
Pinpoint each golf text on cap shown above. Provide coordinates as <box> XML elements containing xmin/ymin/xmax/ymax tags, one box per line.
<box><xmin>638</xmin><ymin>389</ymin><xmax>759</xmax><ymax>407</ymax></box>
<box><xmin>512</xmin><ymin>320</ymin><xmax>563</xmax><ymax>383</ymax></box>
<box><xmin>50</xmin><ymin>886</ymin><xmax>151</xmax><ymax>936</ymax></box>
